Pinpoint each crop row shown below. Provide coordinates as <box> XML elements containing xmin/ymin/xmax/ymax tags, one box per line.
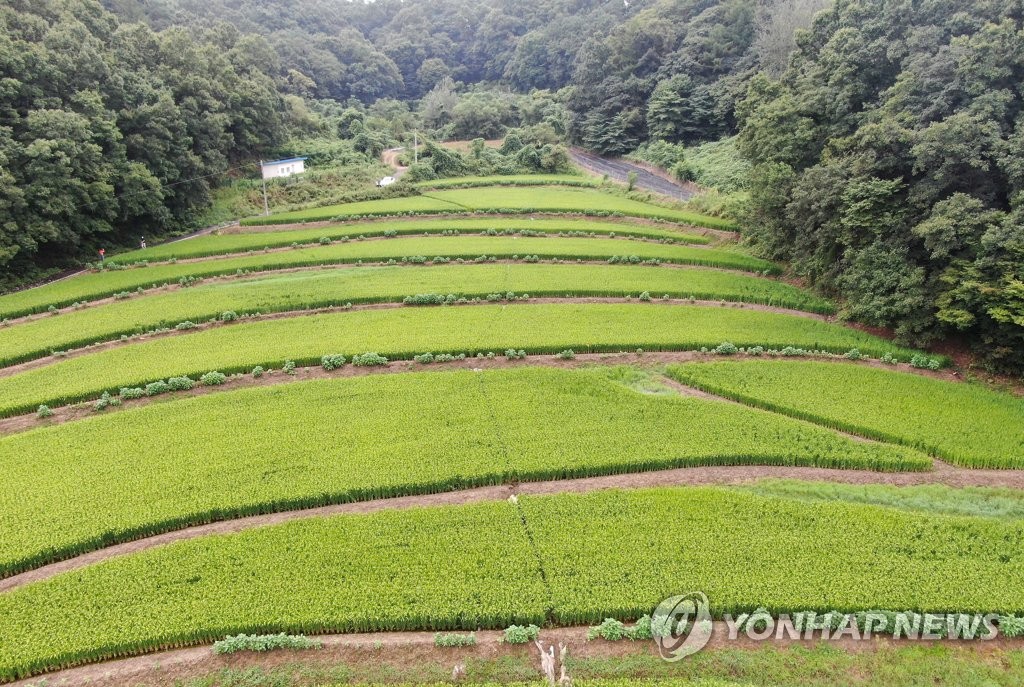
<box><xmin>0</xmin><ymin>367</ymin><xmax>929</xmax><ymax>579</ymax></box>
<box><xmin>667</xmin><ymin>360</ymin><xmax>1024</xmax><ymax>469</ymax></box>
<box><xmin>0</xmin><ymin>304</ymin><xmax>923</xmax><ymax>419</ymax></box>
<box><xmin>111</xmin><ymin>217</ymin><xmax>711</xmax><ymax>264</ymax></box>
<box><xmin>0</xmin><ymin>237</ymin><xmax>776</xmax><ymax>319</ymax></box>
<box><xmin>243</xmin><ymin>186</ymin><xmax>736</xmax><ymax>229</ymax></box>
<box><xmin>2</xmin><ymin>485</ymin><xmax>1022</xmax><ymax>681</ymax></box>
<box><xmin>0</xmin><ymin>264</ymin><xmax>835</xmax><ymax>368</ymax></box>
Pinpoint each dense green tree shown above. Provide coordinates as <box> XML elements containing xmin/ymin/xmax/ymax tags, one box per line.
<box><xmin>739</xmin><ymin>0</ymin><xmax>1024</xmax><ymax>371</ymax></box>
<box><xmin>0</xmin><ymin>0</ymin><xmax>285</xmax><ymax>288</ymax></box>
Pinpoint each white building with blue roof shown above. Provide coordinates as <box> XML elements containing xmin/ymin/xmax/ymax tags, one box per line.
<box><xmin>261</xmin><ymin>157</ymin><xmax>308</xmax><ymax>180</ymax></box>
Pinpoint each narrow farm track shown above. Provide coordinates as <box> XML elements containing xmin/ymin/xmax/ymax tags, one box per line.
<box><xmin>3</xmin><ymin>457</ymin><xmax>1024</xmax><ymax>595</ymax></box>
<box><xmin>9</xmin><ymin>626</ymin><xmax>1024</xmax><ymax>687</ymax></box>
<box><xmin>8</xmin><ymin>626</ymin><xmax>1024</xmax><ymax>687</ymax></box>
<box><xmin>0</xmin><ymin>297</ymin><xmax>830</xmax><ymax>379</ymax></box>
<box><xmin>0</xmin><ymin>350</ymin><xmax>952</xmax><ymax>433</ymax></box>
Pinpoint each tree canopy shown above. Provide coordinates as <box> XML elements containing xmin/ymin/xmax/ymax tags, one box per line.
<box><xmin>738</xmin><ymin>0</ymin><xmax>1024</xmax><ymax>372</ymax></box>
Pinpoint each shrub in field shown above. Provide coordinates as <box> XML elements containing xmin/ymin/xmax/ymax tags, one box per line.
<box><xmin>714</xmin><ymin>342</ymin><xmax>738</xmax><ymax>355</ymax></box>
<box><xmin>587</xmin><ymin>618</ymin><xmax>629</xmax><ymax>641</ymax></box>
<box><xmin>321</xmin><ymin>354</ymin><xmax>347</xmax><ymax>371</ymax></box>
<box><xmin>93</xmin><ymin>392</ymin><xmax>121</xmax><ymax>412</ymax></box>
<box><xmin>639</xmin><ymin>291</ymin><xmax>652</xmax><ymax>302</ymax></box>
<box><xmin>556</xmin><ymin>350</ymin><xmax>576</xmax><ymax>360</ymax></box>
<box><xmin>414</xmin><ymin>353</ymin><xmax>435</xmax><ymax>364</ymax></box>
<box><xmin>404</xmin><ymin>293</ymin><xmax>451</xmax><ymax>306</ymax></box>
<box><xmin>200</xmin><ymin>371</ymin><xmax>227</xmax><ymax>386</ymax></box>
<box><xmin>212</xmin><ymin>633</ymin><xmax>321</xmax><ymax>655</ymax></box>
<box><xmin>220</xmin><ymin>311</ymin><xmax>239</xmax><ymax>322</ymax></box>
<box><xmin>252</xmin><ymin>366</ymin><xmax>265</xmax><ymax>379</ymax></box>
<box><xmin>144</xmin><ymin>381</ymin><xmax>170</xmax><ymax>396</ymax></box>
<box><xmin>502</xmin><ymin>624</ymin><xmax>540</xmax><ymax>644</ymax></box>
<box><xmin>175</xmin><ymin>321</ymin><xmax>198</xmax><ymax>331</ymax></box>
<box><xmin>1000</xmin><ymin>616</ymin><xmax>1024</xmax><ymax>638</ymax></box>
<box><xmin>319</xmin><ymin>237</ymin><xmax>331</xmax><ymax>245</ymax></box>
<box><xmin>119</xmin><ymin>387</ymin><xmax>145</xmax><ymax>400</ymax></box>
<box><xmin>352</xmin><ymin>352</ymin><xmax>388</xmax><ymax>367</ymax></box>
<box><xmin>910</xmin><ymin>354</ymin><xmax>942</xmax><ymax>370</ymax></box>
<box><xmin>283</xmin><ymin>360</ymin><xmax>296</xmax><ymax>375</ymax></box>
<box><xmin>36</xmin><ymin>405</ymin><xmax>53</xmax><ymax>419</ymax></box>
<box><xmin>844</xmin><ymin>348</ymin><xmax>863</xmax><ymax>360</ymax></box>
<box><xmin>166</xmin><ymin>377</ymin><xmax>194</xmax><ymax>392</ymax></box>
<box><xmin>433</xmin><ymin>632</ymin><xmax>476</xmax><ymax>647</ymax></box>
<box><xmin>586</xmin><ymin>616</ymin><xmax>657</xmax><ymax>641</ymax></box>
<box><xmin>505</xmin><ymin>349</ymin><xmax>527</xmax><ymax>360</ymax></box>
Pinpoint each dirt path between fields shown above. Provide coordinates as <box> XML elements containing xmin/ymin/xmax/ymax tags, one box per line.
<box><xmin>0</xmin><ymin>296</ymin><xmax>830</xmax><ymax>379</ymax></box>
<box><xmin>7</xmin><ymin>616</ymin><xmax>1024</xmax><ymax>687</ymax></box>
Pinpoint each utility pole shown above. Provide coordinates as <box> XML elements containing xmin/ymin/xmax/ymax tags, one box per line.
<box><xmin>414</xmin><ymin>131</ymin><xmax>418</xmax><ymax>165</ymax></box>
<box><xmin>259</xmin><ymin>160</ymin><xmax>270</xmax><ymax>216</ymax></box>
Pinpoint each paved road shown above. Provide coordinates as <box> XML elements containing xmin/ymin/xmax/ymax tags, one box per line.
<box><xmin>570</xmin><ymin>148</ymin><xmax>699</xmax><ymax>202</ymax></box>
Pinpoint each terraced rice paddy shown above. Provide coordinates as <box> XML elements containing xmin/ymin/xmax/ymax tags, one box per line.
<box><xmin>110</xmin><ymin>217</ymin><xmax>713</xmax><ymax>264</ymax></box>
<box><xmin>243</xmin><ymin>186</ymin><xmax>736</xmax><ymax>228</ymax></box>
<box><xmin>0</xmin><ymin>303</ymin><xmax>921</xmax><ymax>417</ymax></box>
<box><xmin>0</xmin><ymin>367</ymin><xmax>929</xmax><ymax>579</ymax></box>
<box><xmin>0</xmin><ymin>264</ymin><xmax>833</xmax><ymax>366</ymax></box>
<box><xmin>0</xmin><ymin>236</ymin><xmax>775</xmax><ymax>318</ymax></box>
<box><xmin>2</xmin><ymin>486</ymin><xmax>1022</xmax><ymax>682</ymax></box>
<box><xmin>669</xmin><ymin>361</ymin><xmax>1024</xmax><ymax>468</ymax></box>
<box><xmin>2</xmin><ymin>177</ymin><xmax>1021</xmax><ymax>685</ymax></box>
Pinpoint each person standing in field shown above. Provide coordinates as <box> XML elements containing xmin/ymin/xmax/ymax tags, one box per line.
<box><xmin>140</xmin><ymin>237</ymin><xmax>147</xmax><ymax>249</ymax></box>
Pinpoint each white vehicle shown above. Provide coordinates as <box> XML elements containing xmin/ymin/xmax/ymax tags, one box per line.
<box><xmin>377</xmin><ymin>176</ymin><xmax>396</xmax><ymax>187</ymax></box>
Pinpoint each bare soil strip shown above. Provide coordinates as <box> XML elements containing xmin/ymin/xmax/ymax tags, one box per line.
<box><xmin>0</xmin><ymin>351</ymin><xmax>948</xmax><ymax>436</ymax></box>
<box><xmin>0</xmin><ymin>297</ymin><xmax>827</xmax><ymax>379</ymax></box>
<box><xmin>7</xmin><ymin>623</ymin><xmax>1024</xmax><ymax>687</ymax></box>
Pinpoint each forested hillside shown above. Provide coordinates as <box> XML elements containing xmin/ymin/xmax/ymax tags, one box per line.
<box><xmin>0</xmin><ymin>0</ymin><xmax>288</xmax><ymax>287</ymax></box>
<box><xmin>3</xmin><ymin>0</ymin><xmax>1022</xmax><ymax>371</ymax></box>
<box><xmin>739</xmin><ymin>0</ymin><xmax>1024</xmax><ymax>372</ymax></box>
<box><xmin>106</xmin><ymin>0</ymin><xmax>813</xmax><ymax>153</ymax></box>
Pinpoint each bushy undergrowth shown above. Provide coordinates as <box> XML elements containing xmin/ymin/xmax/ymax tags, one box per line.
<box><xmin>502</xmin><ymin>624</ymin><xmax>540</xmax><ymax>644</ymax></box>
<box><xmin>212</xmin><ymin>633</ymin><xmax>321</xmax><ymax>655</ymax></box>
<box><xmin>433</xmin><ymin>632</ymin><xmax>477</xmax><ymax>647</ymax></box>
